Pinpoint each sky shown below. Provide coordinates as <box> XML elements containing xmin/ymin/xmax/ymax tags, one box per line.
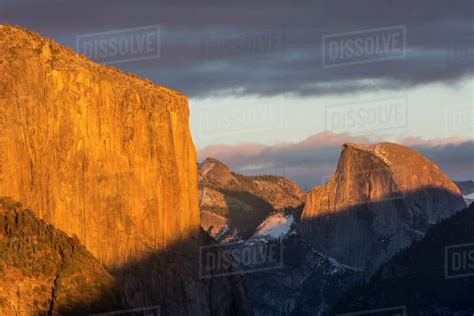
<box><xmin>1</xmin><ymin>0</ymin><xmax>472</xmax><ymax>187</ymax></box>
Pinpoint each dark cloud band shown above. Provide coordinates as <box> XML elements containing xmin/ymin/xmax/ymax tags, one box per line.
<box><xmin>1</xmin><ymin>0</ymin><xmax>472</xmax><ymax>97</ymax></box>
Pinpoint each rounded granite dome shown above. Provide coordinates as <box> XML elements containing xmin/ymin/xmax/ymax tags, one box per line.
<box><xmin>300</xmin><ymin>142</ymin><xmax>466</xmax><ymax>274</ymax></box>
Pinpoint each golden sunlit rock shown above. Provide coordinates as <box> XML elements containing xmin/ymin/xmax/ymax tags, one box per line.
<box><xmin>0</xmin><ymin>24</ymin><xmax>200</xmax><ymax>269</ymax></box>
<box><xmin>299</xmin><ymin>142</ymin><xmax>466</xmax><ymax>273</ymax></box>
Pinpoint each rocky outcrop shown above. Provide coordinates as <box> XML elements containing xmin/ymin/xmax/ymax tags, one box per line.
<box><xmin>0</xmin><ymin>25</ymin><xmax>250</xmax><ymax>315</ymax></box>
<box><xmin>198</xmin><ymin>157</ymin><xmax>306</xmax><ymax>241</ymax></box>
<box><xmin>0</xmin><ymin>198</ymin><xmax>125</xmax><ymax>316</ymax></box>
<box><xmin>300</xmin><ymin>143</ymin><xmax>466</xmax><ymax>274</ymax></box>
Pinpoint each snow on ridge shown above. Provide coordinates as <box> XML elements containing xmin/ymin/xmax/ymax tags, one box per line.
<box><xmin>312</xmin><ymin>249</ymin><xmax>360</xmax><ymax>273</ymax></box>
<box><xmin>464</xmin><ymin>193</ymin><xmax>474</xmax><ymax>206</ymax></box>
<box><xmin>326</xmin><ymin>256</ymin><xmax>360</xmax><ymax>275</ymax></box>
<box><xmin>464</xmin><ymin>193</ymin><xmax>474</xmax><ymax>199</ymax></box>
<box><xmin>373</xmin><ymin>144</ymin><xmax>392</xmax><ymax>166</ymax></box>
<box><xmin>252</xmin><ymin>213</ymin><xmax>293</xmax><ymax>239</ymax></box>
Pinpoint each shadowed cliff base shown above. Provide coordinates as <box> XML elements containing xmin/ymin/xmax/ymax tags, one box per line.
<box><xmin>243</xmin><ymin>233</ymin><xmax>363</xmax><ymax>316</ymax></box>
<box><xmin>299</xmin><ymin>186</ymin><xmax>467</xmax><ymax>277</ymax></box>
<box><xmin>63</xmin><ymin>230</ymin><xmax>252</xmax><ymax>316</ymax></box>
<box><xmin>0</xmin><ymin>198</ymin><xmax>126</xmax><ymax>316</ymax></box>
<box><xmin>0</xmin><ymin>198</ymin><xmax>251</xmax><ymax>316</ymax></box>
<box><xmin>222</xmin><ymin>189</ymin><xmax>276</xmax><ymax>239</ymax></box>
<box><xmin>223</xmin><ymin>192</ymin><xmax>305</xmax><ymax>238</ymax></box>
<box><xmin>1</xmin><ymin>170</ymin><xmax>468</xmax><ymax>314</ymax></box>
<box><xmin>110</xmin><ymin>230</ymin><xmax>251</xmax><ymax>316</ymax></box>
<box><xmin>333</xmin><ymin>203</ymin><xmax>474</xmax><ymax>315</ymax></box>
<box><xmin>239</xmin><ymin>187</ymin><xmax>468</xmax><ymax>315</ymax></box>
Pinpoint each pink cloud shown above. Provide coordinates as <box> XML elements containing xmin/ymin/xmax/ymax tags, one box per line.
<box><xmin>197</xmin><ymin>132</ymin><xmax>473</xmax><ymax>189</ymax></box>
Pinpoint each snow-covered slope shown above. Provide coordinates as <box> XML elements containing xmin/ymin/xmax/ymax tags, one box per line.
<box><xmin>464</xmin><ymin>193</ymin><xmax>474</xmax><ymax>206</ymax></box>
<box><xmin>252</xmin><ymin>213</ymin><xmax>294</xmax><ymax>239</ymax></box>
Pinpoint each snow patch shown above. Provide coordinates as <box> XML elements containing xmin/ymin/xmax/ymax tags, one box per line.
<box><xmin>405</xmin><ymin>227</ymin><xmax>425</xmax><ymax>236</ymax></box>
<box><xmin>464</xmin><ymin>193</ymin><xmax>474</xmax><ymax>199</ymax></box>
<box><xmin>311</xmin><ymin>249</ymin><xmax>359</xmax><ymax>274</ymax></box>
<box><xmin>373</xmin><ymin>145</ymin><xmax>392</xmax><ymax>166</ymax></box>
<box><xmin>252</xmin><ymin>213</ymin><xmax>293</xmax><ymax>239</ymax></box>
<box><xmin>326</xmin><ymin>256</ymin><xmax>359</xmax><ymax>274</ymax></box>
<box><xmin>464</xmin><ymin>193</ymin><xmax>474</xmax><ymax>206</ymax></box>
<box><xmin>215</xmin><ymin>226</ymin><xmax>230</xmax><ymax>241</ymax></box>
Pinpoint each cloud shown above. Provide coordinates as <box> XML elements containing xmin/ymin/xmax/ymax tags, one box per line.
<box><xmin>197</xmin><ymin>132</ymin><xmax>474</xmax><ymax>189</ymax></box>
<box><xmin>409</xmin><ymin>139</ymin><xmax>474</xmax><ymax>183</ymax></box>
<box><xmin>1</xmin><ymin>0</ymin><xmax>472</xmax><ymax>97</ymax></box>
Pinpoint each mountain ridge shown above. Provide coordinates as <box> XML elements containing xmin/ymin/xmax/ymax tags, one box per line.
<box><xmin>198</xmin><ymin>157</ymin><xmax>306</xmax><ymax>241</ymax></box>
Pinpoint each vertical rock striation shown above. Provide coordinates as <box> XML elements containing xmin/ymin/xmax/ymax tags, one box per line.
<box><xmin>299</xmin><ymin>143</ymin><xmax>466</xmax><ymax>274</ymax></box>
<box><xmin>0</xmin><ymin>24</ymin><xmax>199</xmax><ymax>268</ymax></box>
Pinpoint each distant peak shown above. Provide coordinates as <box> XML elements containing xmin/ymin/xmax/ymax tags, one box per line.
<box><xmin>201</xmin><ymin>157</ymin><xmax>226</xmax><ymax>166</ymax></box>
<box><xmin>198</xmin><ymin>157</ymin><xmax>235</xmax><ymax>186</ymax></box>
<box><xmin>199</xmin><ymin>157</ymin><xmax>229</xmax><ymax>172</ymax></box>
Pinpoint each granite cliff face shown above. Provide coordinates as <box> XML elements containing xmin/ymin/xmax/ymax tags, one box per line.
<box><xmin>0</xmin><ymin>198</ymin><xmax>125</xmax><ymax>316</ymax></box>
<box><xmin>0</xmin><ymin>24</ymin><xmax>200</xmax><ymax>268</ymax></box>
<box><xmin>300</xmin><ymin>143</ymin><xmax>466</xmax><ymax>274</ymax></box>
<box><xmin>0</xmin><ymin>25</ymin><xmax>250</xmax><ymax>315</ymax></box>
<box><xmin>198</xmin><ymin>157</ymin><xmax>306</xmax><ymax>241</ymax></box>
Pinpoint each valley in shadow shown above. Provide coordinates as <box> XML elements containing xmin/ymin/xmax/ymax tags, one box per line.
<box><xmin>3</xmin><ymin>186</ymin><xmax>470</xmax><ymax>315</ymax></box>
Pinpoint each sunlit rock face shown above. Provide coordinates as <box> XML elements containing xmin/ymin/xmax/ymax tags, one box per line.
<box><xmin>299</xmin><ymin>142</ymin><xmax>466</xmax><ymax>274</ymax></box>
<box><xmin>198</xmin><ymin>157</ymin><xmax>306</xmax><ymax>241</ymax></box>
<box><xmin>0</xmin><ymin>24</ymin><xmax>200</xmax><ymax>268</ymax></box>
<box><xmin>0</xmin><ymin>25</ymin><xmax>251</xmax><ymax>315</ymax></box>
